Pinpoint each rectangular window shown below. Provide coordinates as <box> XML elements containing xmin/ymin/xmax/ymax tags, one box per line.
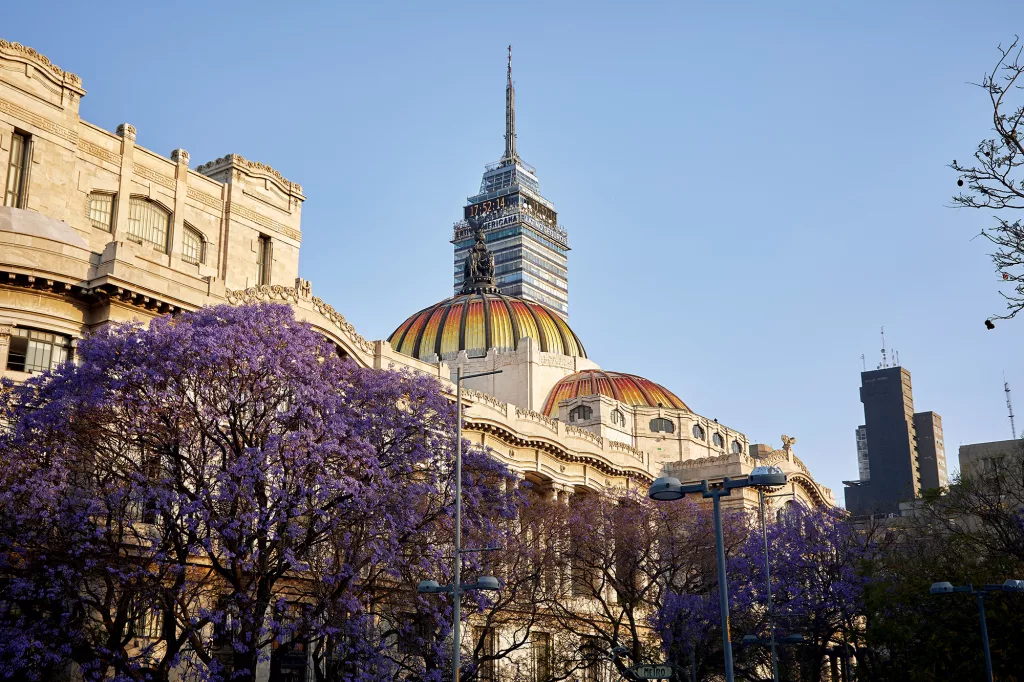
<box><xmin>256</xmin><ymin>235</ymin><xmax>273</xmax><ymax>285</ymax></box>
<box><xmin>131</xmin><ymin>602</ymin><xmax>162</xmax><ymax>639</ymax></box>
<box><xmin>473</xmin><ymin>626</ymin><xmax>496</xmax><ymax>682</ymax></box>
<box><xmin>582</xmin><ymin>636</ymin><xmax>603</xmax><ymax>682</ymax></box>
<box><xmin>87</xmin><ymin>193</ymin><xmax>115</xmax><ymax>231</ymax></box>
<box><xmin>4</xmin><ymin>132</ymin><xmax>31</xmax><ymax>208</ymax></box>
<box><xmin>531</xmin><ymin>632</ymin><xmax>551</xmax><ymax>682</ymax></box>
<box><xmin>182</xmin><ymin>226</ymin><xmax>204</xmax><ymax>265</ymax></box>
<box><xmin>6</xmin><ymin>328</ymin><xmax>72</xmax><ymax>373</ymax></box>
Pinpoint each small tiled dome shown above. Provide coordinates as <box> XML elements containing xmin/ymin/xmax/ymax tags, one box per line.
<box><xmin>542</xmin><ymin>369</ymin><xmax>689</xmax><ymax>416</ymax></box>
<box><xmin>388</xmin><ymin>291</ymin><xmax>586</xmax><ymax>362</ymax></box>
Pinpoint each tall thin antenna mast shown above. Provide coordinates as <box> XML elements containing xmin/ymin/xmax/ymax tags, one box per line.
<box><xmin>860</xmin><ymin>354</ymin><xmax>866</xmax><ymax>371</ymax></box>
<box><xmin>1005</xmin><ymin>373</ymin><xmax>1017</xmax><ymax>440</ymax></box>
<box><xmin>880</xmin><ymin>326</ymin><xmax>888</xmax><ymax>369</ymax></box>
<box><xmin>503</xmin><ymin>44</ymin><xmax>518</xmax><ymax>163</ymax></box>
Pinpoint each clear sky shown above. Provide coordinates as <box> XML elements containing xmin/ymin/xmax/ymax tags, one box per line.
<box><xmin>9</xmin><ymin>0</ymin><xmax>1024</xmax><ymax>502</ymax></box>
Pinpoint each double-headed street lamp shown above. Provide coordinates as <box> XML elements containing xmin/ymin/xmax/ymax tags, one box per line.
<box><xmin>649</xmin><ymin>466</ymin><xmax>787</xmax><ymax>682</ymax></box>
<box><xmin>417</xmin><ymin>367</ymin><xmax>503</xmax><ymax>682</ymax></box>
<box><xmin>928</xmin><ymin>578</ymin><xmax>1024</xmax><ymax>682</ymax></box>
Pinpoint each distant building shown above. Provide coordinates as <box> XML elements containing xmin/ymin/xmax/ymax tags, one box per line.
<box><xmin>913</xmin><ymin>411</ymin><xmax>947</xmax><ymax>490</ymax></box>
<box><xmin>844</xmin><ymin>366</ymin><xmax>944</xmax><ymax>515</ymax></box>
<box><xmin>856</xmin><ymin>425</ymin><xmax>869</xmax><ymax>481</ymax></box>
<box><xmin>958</xmin><ymin>439</ymin><xmax>1021</xmax><ymax>480</ymax></box>
<box><xmin>451</xmin><ymin>48</ymin><xmax>570</xmax><ymax>319</ymax></box>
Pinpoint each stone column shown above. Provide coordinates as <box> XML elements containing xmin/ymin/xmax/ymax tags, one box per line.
<box><xmin>0</xmin><ymin>323</ymin><xmax>12</xmax><ymax>375</ymax></box>
<box><xmin>112</xmin><ymin>124</ymin><xmax>136</xmax><ymax>240</ymax></box>
<box><xmin>169</xmin><ymin>148</ymin><xmax>190</xmax><ymax>262</ymax></box>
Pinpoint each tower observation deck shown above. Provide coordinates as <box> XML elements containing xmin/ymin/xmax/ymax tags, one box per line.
<box><xmin>452</xmin><ymin>46</ymin><xmax>570</xmax><ymax>319</ymax></box>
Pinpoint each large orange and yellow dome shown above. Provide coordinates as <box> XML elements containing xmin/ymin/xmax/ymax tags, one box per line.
<box><xmin>542</xmin><ymin>369</ymin><xmax>689</xmax><ymax>416</ymax></box>
<box><xmin>388</xmin><ymin>291</ymin><xmax>587</xmax><ymax>362</ymax></box>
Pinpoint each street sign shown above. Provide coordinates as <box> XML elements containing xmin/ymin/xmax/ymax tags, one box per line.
<box><xmin>632</xmin><ymin>664</ymin><xmax>674</xmax><ymax>679</ymax></box>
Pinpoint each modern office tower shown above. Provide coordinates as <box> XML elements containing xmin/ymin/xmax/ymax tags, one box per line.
<box><xmin>451</xmin><ymin>47</ymin><xmax>570</xmax><ymax>319</ymax></box>
<box><xmin>844</xmin><ymin>365</ymin><xmax>944</xmax><ymax>515</ymax></box>
<box><xmin>913</xmin><ymin>411</ymin><xmax>947</xmax><ymax>491</ymax></box>
<box><xmin>856</xmin><ymin>425</ymin><xmax>870</xmax><ymax>481</ymax></box>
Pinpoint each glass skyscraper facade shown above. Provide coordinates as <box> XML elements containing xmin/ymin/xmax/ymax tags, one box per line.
<box><xmin>452</xmin><ymin>48</ymin><xmax>570</xmax><ymax>319</ymax></box>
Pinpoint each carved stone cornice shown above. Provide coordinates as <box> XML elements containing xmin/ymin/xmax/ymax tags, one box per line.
<box><xmin>196</xmin><ymin>154</ymin><xmax>303</xmax><ymax>198</ymax></box>
<box><xmin>0</xmin><ymin>39</ymin><xmax>85</xmax><ymax>93</ymax></box>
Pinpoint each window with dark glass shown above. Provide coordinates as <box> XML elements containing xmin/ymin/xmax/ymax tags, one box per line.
<box><xmin>713</xmin><ymin>432</ymin><xmax>725</xmax><ymax>448</ymax></box>
<box><xmin>256</xmin><ymin>235</ymin><xmax>273</xmax><ymax>285</ymax></box>
<box><xmin>6</xmin><ymin>328</ymin><xmax>72</xmax><ymax>373</ymax></box>
<box><xmin>182</xmin><ymin>225</ymin><xmax>204</xmax><ymax>265</ymax></box>
<box><xmin>531</xmin><ymin>632</ymin><xmax>551</xmax><ymax>682</ymax></box>
<box><xmin>126</xmin><ymin>197</ymin><xmax>170</xmax><ymax>252</ymax></box>
<box><xmin>4</xmin><ymin>132</ymin><xmax>31</xmax><ymax>208</ymax></box>
<box><xmin>731</xmin><ymin>439</ymin><xmax>743</xmax><ymax>454</ymax></box>
<box><xmin>611</xmin><ymin>409</ymin><xmax>625</xmax><ymax>427</ymax></box>
<box><xmin>692</xmin><ymin>423</ymin><xmax>706</xmax><ymax>440</ymax></box>
<box><xmin>87</xmin><ymin>192</ymin><xmax>114</xmax><ymax>231</ymax></box>
<box><xmin>649</xmin><ymin>417</ymin><xmax>674</xmax><ymax>433</ymax></box>
<box><xmin>130</xmin><ymin>601</ymin><xmax>162</xmax><ymax>639</ymax></box>
<box><xmin>569</xmin><ymin>404</ymin><xmax>593</xmax><ymax>422</ymax></box>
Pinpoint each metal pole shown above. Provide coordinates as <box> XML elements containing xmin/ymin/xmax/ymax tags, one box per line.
<box><xmin>759</xmin><ymin>490</ymin><xmax>779</xmax><ymax>682</ymax></box>
<box><xmin>711</xmin><ymin>491</ymin><xmax>735</xmax><ymax>682</ymax></box>
<box><xmin>453</xmin><ymin>367</ymin><xmax>462</xmax><ymax>682</ymax></box>
<box><xmin>690</xmin><ymin>650</ymin><xmax>696</xmax><ymax>682</ymax></box>
<box><xmin>977</xmin><ymin>592</ymin><xmax>994</xmax><ymax>682</ymax></box>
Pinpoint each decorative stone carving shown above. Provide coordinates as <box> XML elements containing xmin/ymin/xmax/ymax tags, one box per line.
<box><xmin>0</xmin><ymin>40</ymin><xmax>83</xmax><ymax>90</ymax></box>
<box><xmin>116</xmin><ymin>123</ymin><xmax>137</xmax><ymax>140</ymax></box>
<box><xmin>781</xmin><ymin>434</ymin><xmax>797</xmax><ymax>451</ymax></box>
<box><xmin>195</xmin><ymin>154</ymin><xmax>302</xmax><ymax>195</ymax></box>
<box><xmin>295</xmin><ymin>277</ymin><xmax>312</xmax><ymax>299</ymax></box>
<box><xmin>171</xmin><ymin>148</ymin><xmax>190</xmax><ymax>166</ymax></box>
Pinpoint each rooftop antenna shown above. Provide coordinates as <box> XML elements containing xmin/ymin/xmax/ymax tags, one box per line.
<box><xmin>503</xmin><ymin>44</ymin><xmax>518</xmax><ymax>163</ymax></box>
<box><xmin>1005</xmin><ymin>373</ymin><xmax>1017</xmax><ymax>440</ymax></box>
<box><xmin>860</xmin><ymin>354</ymin><xmax>866</xmax><ymax>371</ymax></box>
<box><xmin>894</xmin><ymin>349</ymin><xmax>900</xmax><ymax>366</ymax></box>
<box><xmin>879</xmin><ymin>326</ymin><xmax>888</xmax><ymax>369</ymax></box>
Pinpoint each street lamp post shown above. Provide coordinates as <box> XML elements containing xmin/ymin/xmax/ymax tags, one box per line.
<box><xmin>649</xmin><ymin>466</ymin><xmax>786</xmax><ymax>682</ymax></box>
<box><xmin>928</xmin><ymin>579</ymin><xmax>1024</xmax><ymax>682</ymax></box>
<box><xmin>418</xmin><ymin>367</ymin><xmax>502</xmax><ymax>682</ymax></box>
<box><xmin>756</xmin><ymin>489</ymin><xmax>794</xmax><ymax>682</ymax></box>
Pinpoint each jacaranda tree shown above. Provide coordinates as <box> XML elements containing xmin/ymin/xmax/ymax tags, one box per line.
<box><xmin>0</xmin><ymin>303</ymin><xmax>515</xmax><ymax>682</ymax></box>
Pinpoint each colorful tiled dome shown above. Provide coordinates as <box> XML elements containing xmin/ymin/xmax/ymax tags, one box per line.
<box><xmin>542</xmin><ymin>369</ymin><xmax>689</xmax><ymax>416</ymax></box>
<box><xmin>388</xmin><ymin>291</ymin><xmax>587</xmax><ymax>362</ymax></box>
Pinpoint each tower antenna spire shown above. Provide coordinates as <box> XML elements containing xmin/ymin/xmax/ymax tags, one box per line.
<box><xmin>1005</xmin><ymin>373</ymin><xmax>1017</xmax><ymax>439</ymax></box>
<box><xmin>879</xmin><ymin>326</ymin><xmax>888</xmax><ymax>369</ymax></box>
<box><xmin>504</xmin><ymin>44</ymin><xmax>517</xmax><ymax>163</ymax></box>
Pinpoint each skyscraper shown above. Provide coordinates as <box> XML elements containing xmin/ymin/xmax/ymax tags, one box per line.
<box><xmin>452</xmin><ymin>47</ymin><xmax>570</xmax><ymax>319</ymax></box>
<box><xmin>844</xmin><ymin>365</ymin><xmax>946</xmax><ymax>515</ymax></box>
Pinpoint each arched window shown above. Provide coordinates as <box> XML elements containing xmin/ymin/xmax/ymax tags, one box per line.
<box><xmin>731</xmin><ymin>439</ymin><xmax>743</xmax><ymax>454</ymax></box>
<box><xmin>127</xmin><ymin>197</ymin><xmax>170</xmax><ymax>253</ymax></box>
<box><xmin>692</xmin><ymin>424</ymin><xmax>705</xmax><ymax>440</ymax></box>
<box><xmin>650</xmin><ymin>417</ymin><xmax>674</xmax><ymax>433</ymax></box>
<box><xmin>569</xmin><ymin>405</ymin><xmax>593</xmax><ymax>423</ymax></box>
<box><xmin>182</xmin><ymin>225</ymin><xmax>205</xmax><ymax>265</ymax></box>
<box><xmin>610</xmin><ymin>409</ymin><xmax>625</xmax><ymax>427</ymax></box>
<box><xmin>87</xmin><ymin>192</ymin><xmax>114</xmax><ymax>231</ymax></box>
<box><xmin>712</xmin><ymin>432</ymin><xmax>725</xmax><ymax>448</ymax></box>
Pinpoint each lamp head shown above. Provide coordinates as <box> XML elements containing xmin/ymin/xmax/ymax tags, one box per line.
<box><xmin>1002</xmin><ymin>579</ymin><xmax>1024</xmax><ymax>592</ymax></box>
<box><xmin>474</xmin><ymin>576</ymin><xmax>500</xmax><ymax>591</ymax></box>
<box><xmin>748</xmin><ymin>465</ymin><xmax>787</xmax><ymax>489</ymax></box>
<box><xmin>741</xmin><ymin>635</ymin><xmax>758</xmax><ymax>645</ymax></box>
<box><xmin>649</xmin><ymin>476</ymin><xmax>685</xmax><ymax>501</ymax></box>
<box><xmin>929</xmin><ymin>581</ymin><xmax>955</xmax><ymax>595</ymax></box>
<box><xmin>417</xmin><ymin>580</ymin><xmax>443</xmax><ymax>594</ymax></box>
<box><xmin>783</xmin><ymin>633</ymin><xmax>805</xmax><ymax>644</ymax></box>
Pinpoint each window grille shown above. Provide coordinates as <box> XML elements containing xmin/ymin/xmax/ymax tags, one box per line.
<box><xmin>87</xmin><ymin>192</ymin><xmax>114</xmax><ymax>231</ymax></box>
<box><xmin>182</xmin><ymin>225</ymin><xmax>204</xmax><ymax>264</ymax></box>
<box><xmin>650</xmin><ymin>417</ymin><xmax>674</xmax><ymax>433</ymax></box>
<box><xmin>126</xmin><ymin>197</ymin><xmax>170</xmax><ymax>252</ymax></box>
<box><xmin>4</xmin><ymin>133</ymin><xmax>29</xmax><ymax>208</ymax></box>
<box><xmin>6</xmin><ymin>328</ymin><xmax>72</xmax><ymax>373</ymax></box>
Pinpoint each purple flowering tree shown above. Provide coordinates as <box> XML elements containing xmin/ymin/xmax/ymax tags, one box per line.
<box><xmin>0</xmin><ymin>303</ymin><xmax>518</xmax><ymax>682</ymax></box>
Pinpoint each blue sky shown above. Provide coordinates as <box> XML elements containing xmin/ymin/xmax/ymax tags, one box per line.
<box><xmin>10</xmin><ymin>1</ymin><xmax>1024</xmax><ymax>502</ymax></box>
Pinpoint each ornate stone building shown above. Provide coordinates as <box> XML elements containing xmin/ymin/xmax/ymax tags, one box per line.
<box><xmin>0</xmin><ymin>37</ymin><xmax>833</xmax><ymax>514</ymax></box>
